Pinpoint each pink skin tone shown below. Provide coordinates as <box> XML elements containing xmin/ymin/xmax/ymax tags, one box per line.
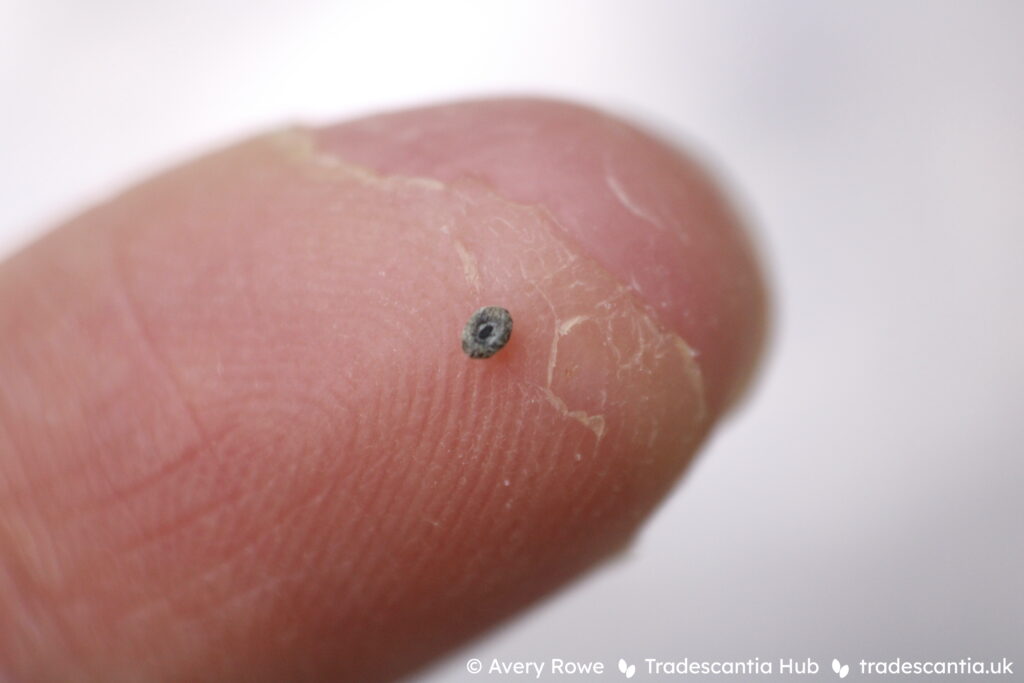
<box><xmin>0</xmin><ymin>99</ymin><xmax>767</xmax><ymax>681</ymax></box>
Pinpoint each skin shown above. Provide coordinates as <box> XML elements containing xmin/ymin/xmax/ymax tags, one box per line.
<box><xmin>0</xmin><ymin>98</ymin><xmax>767</xmax><ymax>682</ymax></box>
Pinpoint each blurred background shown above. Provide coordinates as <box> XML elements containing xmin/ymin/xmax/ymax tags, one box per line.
<box><xmin>2</xmin><ymin>1</ymin><xmax>1021</xmax><ymax>679</ymax></box>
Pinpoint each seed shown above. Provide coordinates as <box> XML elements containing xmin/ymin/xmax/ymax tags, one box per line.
<box><xmin>462</xmin><ymin>306</ymin><xmax>513</xmax><ymax>359</ymax></box>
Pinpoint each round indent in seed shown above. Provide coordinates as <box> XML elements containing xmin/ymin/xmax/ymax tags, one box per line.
<box><xmin>462</xmin><ymin>306</ymin><xmax>513</xmax><ymax>358</ymax></box>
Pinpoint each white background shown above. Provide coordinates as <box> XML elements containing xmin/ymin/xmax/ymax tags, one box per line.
<box><xmin>2</xmin><ymin>1</ymin><xmax>1022</xmax><ymax>679</ymax></box>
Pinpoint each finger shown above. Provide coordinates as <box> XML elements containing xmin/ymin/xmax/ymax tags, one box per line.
<box><xmin>0</xmin><ymin>98</ymin><xmax>767</xmax><ymax>682</ymax></box>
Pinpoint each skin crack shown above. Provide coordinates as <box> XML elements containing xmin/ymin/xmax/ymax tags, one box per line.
<box><xmin>452</xmin><ymin>239</ymin><xmax>481</xmax><ymax>294</ymax></box>
<box><xmin>603</xmin><ymin>159</ymin><xmax>665</xmax><ymax>232</ymax></box>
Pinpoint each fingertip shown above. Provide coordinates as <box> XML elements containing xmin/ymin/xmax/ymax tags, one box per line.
<box><xmin>314</xmin><ymin>96</ymin><xmax>768</xmax><ymax>416</ymax></box>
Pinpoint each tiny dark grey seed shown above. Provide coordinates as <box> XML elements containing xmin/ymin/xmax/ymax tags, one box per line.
<box><xmin>462</xmin><ymin>306</ymin><xmax>513</xmax><ymax>359</ymax></box>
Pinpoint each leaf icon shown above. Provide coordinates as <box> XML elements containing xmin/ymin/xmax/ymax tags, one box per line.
<box><xmin>840</xmin><ymin>664</ymin><xmax>849</xmax><ymax>679</ymax></box>
<box><xmin>626</xmin><ymin>664</ymin><xmax>636</xmax><ymax>679</ymax></box>
<box><xmin>832</xmin><ymin>659</ymin><xmax>841</xmax><ymax>674</ymax></box>
<box><xmin>619</xmin><ymin>659</ymin><xmax>628</xmax><ymax>674</ymax></box>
